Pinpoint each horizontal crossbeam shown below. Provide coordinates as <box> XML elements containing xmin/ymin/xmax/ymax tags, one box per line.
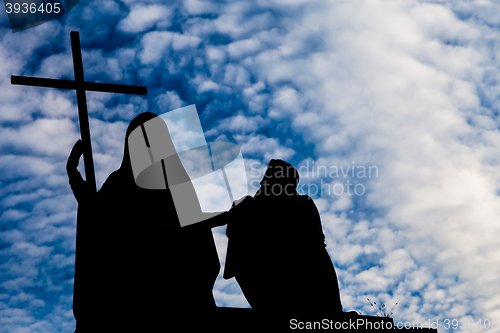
<box><xmin>11</xmin><ymin>75</ymin><xmax>148</xmax><ymax>95</ymax></box>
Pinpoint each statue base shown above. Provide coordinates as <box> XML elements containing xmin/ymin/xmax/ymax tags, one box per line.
<box><xmin>74</xmin><ymin>307</ymin><xmax>439</xmax><ymax>332</ymax></box>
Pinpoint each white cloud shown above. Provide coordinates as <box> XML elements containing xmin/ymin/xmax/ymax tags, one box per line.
<box><xmin>223</xmin><ymin>64</ymin><xmax>250</xmax><ymax>86</ymax></box>
<box><xmin>0</xmin><ymin>118</ymin><xmax>79</xmax><ymax>157</ymax></box>
<box><xmin>212</xmin><ymin>12</ymin><xmax>274</xmax><ymax>39</ymax></box>
<box><xmin>235</xmin><ymin>134</ymin><xmax>295</xmax><ymax>161</ymax></box>
<box><xmin>118</xmin><ymin>4</ymin><xmax>172</xmax><ymax>34</ymax></box>
<box><xmin>196</xmin><ymin>79</ymin><xmax>220</xmax><ymax>93</ymax></box>
<box><xmin>139</xmin><ymin>31</ymin><xmax>201</xmax><ymax>65</ymax></box>
<box><xmin>227</xmin><ymin>38</ymin><xmax>262</xmax><ymax>59</ymax></box>
<box><xmin>183</xmin><ymin>0</ymin><xmax>221</xmax><ymax>16</ymax></box>
<box><xmin>218</xmin><ymin>114</ymin><xmax>267</xmax><ymax>133</ymax></box>
<box><xmin>36</xmin><ymin>53</ymin><xmax>74</xmax><ymax>80</ymax></box>
<box><xmin>156</xmin><ymin>91</ymin><xmax>186</xmax><ymax>112</ymax></box>
<box><xmin>206</xmin><ymin>46</ymin><xmax>226</xmax><ymax>63</ymax></box>
<box><xmin>268</xmin><ymin>86</ymin><xmax>305</xmax><ymax>119</ymax></box>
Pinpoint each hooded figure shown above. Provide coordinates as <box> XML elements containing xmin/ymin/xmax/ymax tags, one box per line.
<box><xmin>68</xmin><ymin>112</ymin><xmax>222</xmax><ymax>330</ymax></box>
<box><xmin>223</xmin><ymin>159</ymin><xmax>343</xmax><ymax>314</ymax></box>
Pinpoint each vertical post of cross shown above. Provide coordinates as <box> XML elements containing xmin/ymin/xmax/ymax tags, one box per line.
<box><xmin>70</xmin><ymin>31</ymin><xmax>96</xmax><ymax>194</ymax></box>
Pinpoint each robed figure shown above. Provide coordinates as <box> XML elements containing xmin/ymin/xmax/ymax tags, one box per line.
<box><xmin>68</xmin><ymin>112</ymin><xmax>224</xmax><ymax>330</ymax></box>
<box><xmin>223</xmin><ymin>159</ymin><xmax>343</xmax><ymax>314</ymax></box>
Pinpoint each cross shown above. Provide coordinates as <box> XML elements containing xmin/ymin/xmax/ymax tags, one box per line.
<box><xmin>11</xmin><ymin>31</ymin><xmax>147</xmax><ymax>194</ymax></box>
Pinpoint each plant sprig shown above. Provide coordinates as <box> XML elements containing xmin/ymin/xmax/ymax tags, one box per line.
<box><xmin>367</xmin><ymin>298</ymin><xmax>398</xmax><ymax>318</ymax></box>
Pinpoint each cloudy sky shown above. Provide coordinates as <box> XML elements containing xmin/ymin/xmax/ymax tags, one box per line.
<box><xmin>1</xmin><ymin>0</ymin><xmax>500</xmax><ymax>331</ymax></box>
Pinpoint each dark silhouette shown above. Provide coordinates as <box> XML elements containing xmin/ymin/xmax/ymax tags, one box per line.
<box><xmin>68</xmin><ymin>112</ymin><xmax>225</xmax><ymax>330</ymax></box>
<box><xmin>223</xmin><ymin>159</ymin><xmax>343</xmax><ymax>314</ymax></box>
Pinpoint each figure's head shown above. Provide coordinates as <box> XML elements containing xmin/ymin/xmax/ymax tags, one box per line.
<box><xmin>259</xmin><ymin>159</ymin><xmax>299</xmax><ymax>196</ymax></box>
<box><xmin>125</xmin><ymin>112</ymin><xmax>158</xmax><ymax>140</ymax></box>
<box><xmin>121</xmin><ymin>112</ymin><xmax>158</xmax><ymax>172</ymax></box>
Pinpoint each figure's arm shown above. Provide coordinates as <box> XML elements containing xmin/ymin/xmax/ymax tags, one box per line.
<box><xmin>195</xmin><ymin>211</ymin><xmax>230</xmax><ymax>229</ymax></box>
<box><xmin>183</xmin><ymin>196</ymin><xmax>250</xmax><ymax>230</ymax></box>
<box><xmin>67</xmin><ymin>140</ymin><xmax>93</xmax><ymax>205</ymax></box>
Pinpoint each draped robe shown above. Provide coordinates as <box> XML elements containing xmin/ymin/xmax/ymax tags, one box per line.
<box><xmin>70</xmin><ymin>113</ymin><xmax>220</xmax><ymax>330</ymax></box>
<box><xmin>224</xmin><ymin>190</ymin><xmax>343</xmax><ymax>314</ymax></box>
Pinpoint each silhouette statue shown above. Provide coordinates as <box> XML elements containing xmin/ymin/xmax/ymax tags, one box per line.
<box><xmin>68</xmin><ymin>112</ymin><xmax>225</xmax><ymax>331</ymax></box>
<box><xmin>223</xmin><ymin>159</ymin><xmax>343</xmax><ymax>314</ymax></box>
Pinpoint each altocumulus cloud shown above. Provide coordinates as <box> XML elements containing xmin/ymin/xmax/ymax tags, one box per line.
<box><xmin>1</xmin><ymin>0</ymin><xmax>500</xmax><ymax>332</ymax></box>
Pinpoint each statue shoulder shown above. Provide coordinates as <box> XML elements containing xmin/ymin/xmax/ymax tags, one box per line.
<box><xmin>98</xmin><ymin>169</ymin><xmax>123</xmax><ymax>194</ymax></box>
<box><xmin>296</xmin><ymin>194</ymin><xmax>315</xmax><ymax>205</ymax></box>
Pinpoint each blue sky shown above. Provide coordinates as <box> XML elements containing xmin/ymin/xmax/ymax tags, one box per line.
<box><xmin>1</xmin><ymin>0</ymin><xmax>500</xmax><ymax>332</ymax></box>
